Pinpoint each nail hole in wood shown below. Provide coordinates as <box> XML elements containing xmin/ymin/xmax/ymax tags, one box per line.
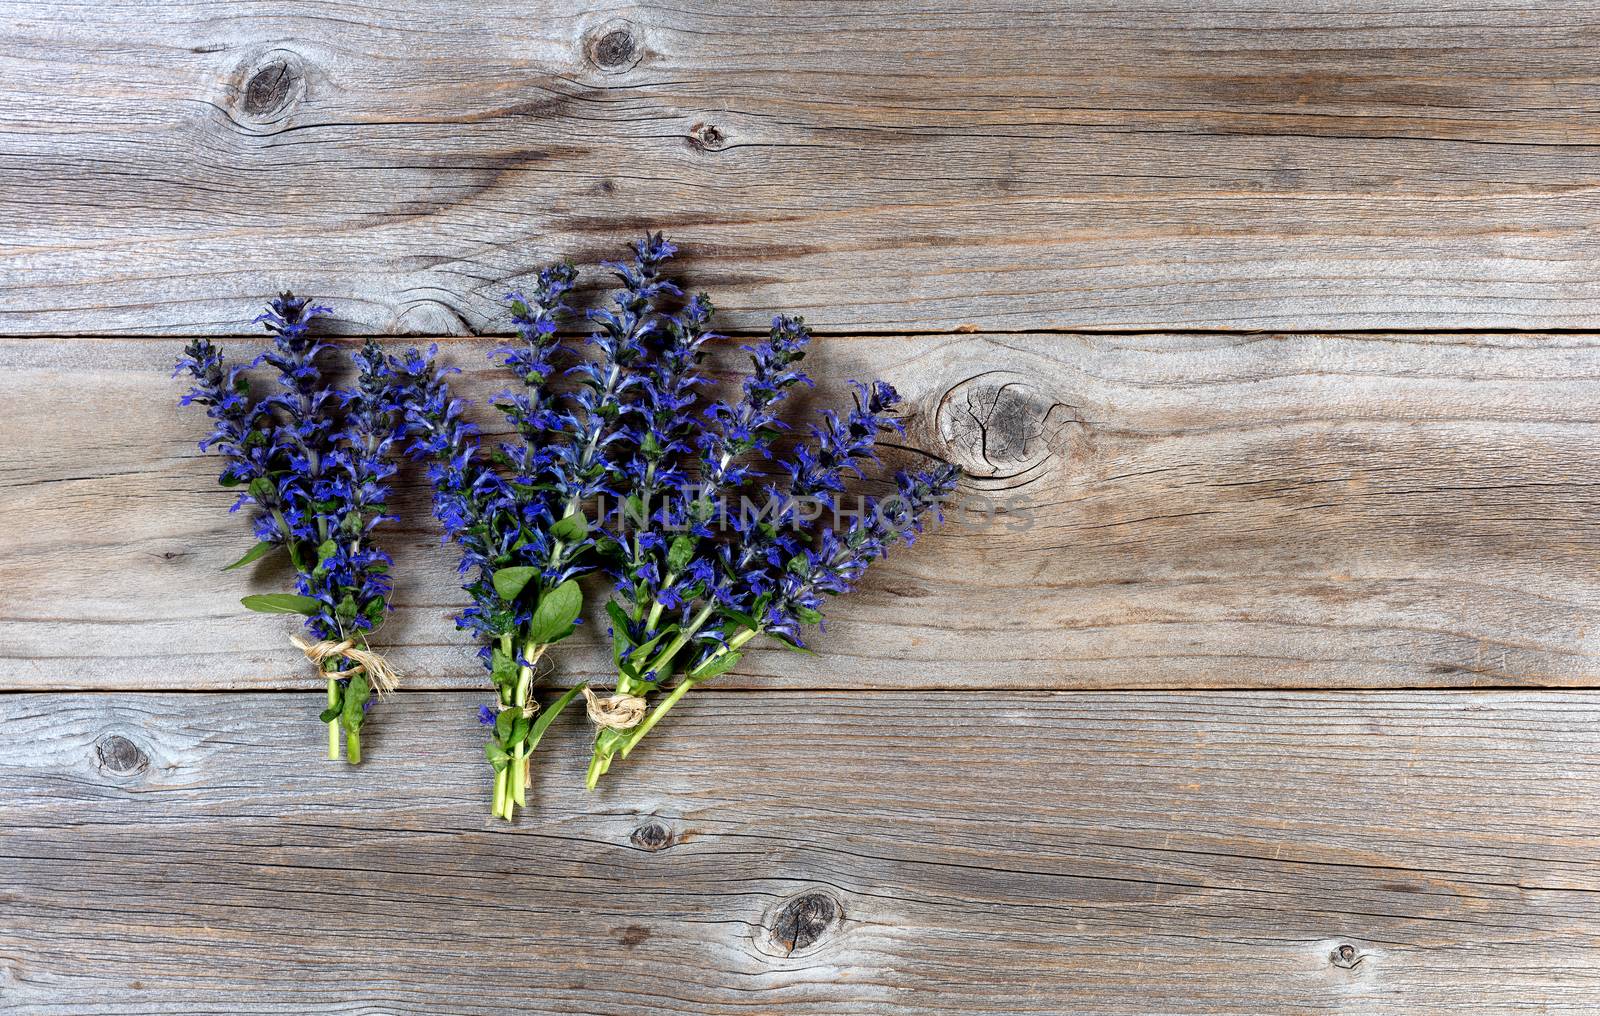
<box><xmin>1330</xmin><ymin>943</ymin><xmax>1363</xmax><ymax>969</ymax></box>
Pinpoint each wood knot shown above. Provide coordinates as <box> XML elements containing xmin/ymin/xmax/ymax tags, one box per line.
<box><xmin>766</xmin><ymin>892</ymin><xmax>841</xmax><ymax>956</ymax></box>
<box><xmin>629</xmin><ymin>822</ymin><xmax>674</xmax><ymax>851</ymax></box>
<box><xmin>586</xmin><ymin>24</ymin><xmax>642</xmax><ymax>72</ymax></box>
<box><xmin>95</xmin><ymin>734</ymin><xmax>148</xmax><ymax>777</ymax></box>
<box><xmin>234</xmin><ymin>51</ymin><xmax>304</xmax><ymax>123</ymax></box>
<box><xmin>936</xmin><ymin>369</ymin><xmax>1082</xmax><ymax>480</ymax></box>
<box><xmin>688</xmin><ymin>122</ymin><xmax>725</xmax><ymax>152</ymax></box>
<box><xmin>1330</xmin><ymin>943</ymin><xmax>1363</xmax><ymax>969</ymax></box>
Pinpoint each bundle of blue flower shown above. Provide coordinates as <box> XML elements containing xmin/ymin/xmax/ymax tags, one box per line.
<box><xmin>175</xmin><ymin>294</ymin><xmax>421</xmax><ymax>764</ymax></box>
<box><xmin>586</xmin><ymin>336</ymin><xmax>961</xmax><ymax>787</ymax></box>
<box><xmin>406</xmin><ymin>234</ymin><xmax>960</xmax><ymax>807</ymax></box>
<box><xmin>396</xmin><ymin>260</ymin><xmax>622</xmax><ymax>820</ymax></box>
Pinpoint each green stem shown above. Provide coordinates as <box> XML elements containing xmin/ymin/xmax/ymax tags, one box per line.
<box><xmin>326</xmin><ymin>678</ymin><xmax>339</xmax><ymax>761</ymax></box>
<box><xmin>640</xmin><ymin>603</ymin><xmax>716</xmax><ymax>676</ymax></box>
<box><xmin>345</xmin><ymin>728</ymin><xmax>361</xmax><ymax>765</ymax></box>
<box><xmin>584</xmin><ymin>746</ymin><xmax>611</xmax><ymax>790</ymax></box>
<box><xmin>619</xmin><ymin>628</ymin><xmax>757</xmax><ymax>760</ymax></box>
<box><xmin>586</xmin><ymin>628</ymin><xmax>757</xmax><ymax>789</ymax></box>
<box><xmin>616</xmin><ymin>677</ymin><xmax>697</xmax><ymax>760</ymax></box>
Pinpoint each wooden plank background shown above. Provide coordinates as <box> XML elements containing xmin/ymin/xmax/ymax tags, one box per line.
<box><xmin>5</xmin><ymin>691</ymin><xmax>1600</xmax><ymax>1015</ymax></box>
<box><xmin>3</xmin><ymin>1</ymin><xmax>1599</xmax><ymax>1013</ymax></box>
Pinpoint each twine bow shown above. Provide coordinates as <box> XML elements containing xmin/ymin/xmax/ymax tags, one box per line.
<box><xmin>582</xmin><ymin>686</ymin><xmax>647</xmax><ymax>730</ymax></box>
<box><xmin>291</xmin><ymin>636</ymin><xmax>399</xmax><ymax>696</ymax></box>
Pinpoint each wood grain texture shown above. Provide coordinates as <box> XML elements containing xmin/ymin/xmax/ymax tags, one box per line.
<box><xmin>6</xmin><ymin>1</ymin><xmax>1600</xmax><ymax>334</ymax></box>
<box><xmin>3</xmin><ymin>689</ymin><xmax>1598</xmax><ymax>1014</ymax></box>
<box><xmin>4</xmin><ymin>331</ymin><xmax>1597</xmax><ymax>692</ymax></box>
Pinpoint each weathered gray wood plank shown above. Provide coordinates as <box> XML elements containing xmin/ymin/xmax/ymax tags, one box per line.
<box><xmin>5</xmin><ymin>1</ymin><xmax>1600</xmax><ymax>334</ymax></box>
<box><xmin>4</xmin><ymin>332</ymin><xmax>1597</xmax><ymax>692</ymax></box>
<box><xmin>2</xmin><ymin>689</ymin><xmax>1598</xmax><ymax>1013</ymax></box>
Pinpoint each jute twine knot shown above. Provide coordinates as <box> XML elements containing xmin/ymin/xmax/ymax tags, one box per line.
<box><xmin>582</xmin><ymin>686</ymin><xmax>647</xmax><ymax>730</ymax></box>
<box><xmin>291</xmin><ymin>636</ymin><xmax>399</xmax><ymax>696</ymax></box>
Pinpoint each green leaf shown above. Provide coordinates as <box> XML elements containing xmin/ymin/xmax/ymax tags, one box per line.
<box><xmin>335</xmin><ymin>594</ymin><xmax>358</xmax><ymax>622</ymax></box>
<box><xmin>362</xmin><ymin>599</ymin><xmax>386</xmax><ymax>626</ymax></box>
<box><xmin>606</xmin><ymin>602</ymin><xmax>633</xmax><ymax>665</ymax></box>
<box><xmin>691</xmin><ymin>650</ymin><xmax>743</xmax><ymax>681</ymax></box>
<box><xmin>527</xmin><ymin>579</ymin><xmax>583</xmax><ymax>645</ymax></box>
<box><xmin>795</xmin><ymin>606</ymin><xmax>823</xmax><ymax>626</ymax></box>
<box><xmin>623</xmin><ymin>495</ymin><xmax>647</xmax><ymax>527</ymax></box>
<box><xmin>767</xmin><ymin>632</ymin><xmax>815</xmax><ymax>655</ymax></box>
<box><xmin>221</xmin><ymin>541</ymin><xmax>280</xmax><ymax>572</ymax></box>
<box><xmin>550</xmin><ymin>512</ymin><xmax>589</xmax><ymax>543</ymax></box>
<box><xmin>667</xmin><ymin>535</ymin><xmax>695</xmax><ymax>573</ymax></box>
<box><xmin>490</xmin><ymin>646</ymin><xmax>520</xmax><ymax>688</ymax></box>
<box><xmin>507</xmin><ymin>716</ymin><xmax>532</xmax><ymax>748</ymax></box>
<box><xmin>524</xmin><ymin>684</ymin><xmax>585</xmax><ymax>756</ymax></box>
<box><xmin>340</xmin><ymin>674</ymin><xmax>371</xmax><ymax>734</ymax></box>
<box><xmin>240</xmin><ymin>593</ymin><xmax>321</xmax><ymax>616</ymax></box>
<box><xmin>492</xmin><ymin>565</ymin><xmax>538</xmax><ymax>602</ymax></box>
<box><xmin>720</xmin><ymin>608</ymin><xmax>761</xmax><ymax>633</ymax></box>
<box><xmin>247</xmin><ymin>477</ymin><xmax>274</xmax><ymax>502</ymax></box>
<box><xmin>627</xmin><ymin>626</ymin><xmax>676</xmax><ymax>674</ymax></box>
<box><xmin>318</xmin><ymin>705</ymin><xmax>341</xmax><ymax>724</ymax></box>
<box><xmin>218</xmin><ymin>473</ymin><xmax>243</xmax><ymax>488</ymax></box>
<box><xmin>495</xmin><ymin>709</ymin><xmax>516</xmax><ymax>742</ymax></box>
<box><xmin>316</xmin><ymin>539</ymin><xmax>338</xmax><ymax>564</ymax></box>
<box><xmin>485</xmin><ymin>741</ymin><xmax>510</xmax><ymax>771</ymax></box>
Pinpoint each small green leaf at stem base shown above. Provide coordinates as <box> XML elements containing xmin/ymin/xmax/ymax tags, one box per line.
<box><xmin>240</xmin><ymin>593</ymin><xmax>322</xmax><ymax>615</ymax></box>
<box><xmin>524</xmin><ymin>684</ymin><xmax>586</xmax><ymax>755</ymax></box>
<box><xmin>490</xmin><ymin>645</ymin><xmax>519</xmax><ymax>690</ymax></box>
<box><xmin>222</xmin><ymin>541</ymin><xmax>281</xmax><ymax>572</ymax></box>
<box><xmin>485</xmin><ymin>742</ymin><xmax>510</xmax><ymax>771</ymax></box>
